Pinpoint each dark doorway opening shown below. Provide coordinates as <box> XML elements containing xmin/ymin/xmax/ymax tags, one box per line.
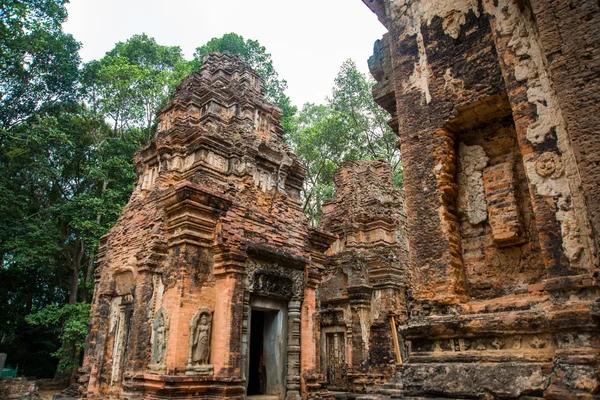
<box><xmin>248</xmin><ymin>310</ymin><xmax>265</xmax><ymax>395</ymax></box>
<box><xmin>247</xmin><ymin>298</ymin><xmax>287</xmax><ymax>399</ymax></box>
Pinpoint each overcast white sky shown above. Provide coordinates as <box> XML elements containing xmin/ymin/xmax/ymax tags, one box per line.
<box><xmin>63</xmin><ymin>0</ymin><xmax>387</xmax><ymax>107</ymax></box>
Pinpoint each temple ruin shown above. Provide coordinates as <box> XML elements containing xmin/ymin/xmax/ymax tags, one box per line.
<box><xmin>319</xmin><ymin>160</ymin><xmax>409</xmax><ymax>391</ymax></box>
<box><xmin>82</xmin><ymin>52</ymin><xmax>335</xmax><ymax>399</ymax></box>
<box><xmin>80</xmin><ymin>0</ymin><xmax>600</xmax><ymax>398</ymax></box>
<box><xmin>363</xmin><ymin>0</ymin><xmax>600</xmax><ymax>398</ymax></box>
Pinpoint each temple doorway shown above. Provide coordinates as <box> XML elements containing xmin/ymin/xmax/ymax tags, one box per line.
<box><xmin>247</xmin><ymin>297</ymin><xmax>287</xmax><ymax>399</ymax></box>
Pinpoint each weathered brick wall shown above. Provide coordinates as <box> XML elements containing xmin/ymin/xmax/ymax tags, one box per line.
<box><xmin>362</xmin><ymin>0</ymin><xmax>600</xmax><ymax>397</ymax></box>
<box><xmin>528</xmin><ymin>0</ymin><xmax>600</xmax><ymax>254</ymax></box>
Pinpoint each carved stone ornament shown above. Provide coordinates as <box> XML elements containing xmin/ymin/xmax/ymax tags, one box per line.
<box><xmin>245</xmin><ymin>258</ymin><xmax>304</xmax><ymax>299</ymax></box>
<box><xmin>513</xmin><ymin>335</ymin><xmax>522</xmax><ymax>350</ymax></box>
<box><xmin>321</xmin><ymin>310</ymin><xmax>345</xmax><ymax>327</ymax></box>
<box><xmin>149</xmin><ymin>308</ymin><xmax>168</xmax><ymax>368</ymax></box>
<box><xmin>253</xmin><ymin>272</ymin><xmax>294</xmax><ymax>298</ymax></box>
<box><xmin>529</xmin><ymin>335</ymin><xmax>547</xmax><ymax>349</ymax></box>
<box><xmin>475</xmin><ymin>340</ymin><xmax>487</xmax><ymax>351</ymax></box>
<box><xmin>186</xmin><ymin>307</ymin><xmax>213</xmax><ymax>376</ymax></box>
<box><xmin>535</xmin><ymin>152</ymin><xmax>564</xmax><ymax>179</ymax></box>
<box><xmin>491</xmin><ymin>337</ymin><xmax>504</xmax><ymax>350</ymax></box>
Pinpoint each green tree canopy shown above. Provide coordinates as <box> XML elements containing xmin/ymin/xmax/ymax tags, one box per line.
<box><xmin>0</xmin><ymin>0</ymin><xmax>80</xmax><ymax>131</ymax></box>
<box><xmin>289</xmin><ymin>59</ymin><xmax>402</xmax><ymax>224</ymax></box>
<box><xmin>82</xmin><ymin>34</ymin><xmax>189</xmax><ymax>140</ymax></box>
<box><xmin>0</xmin><ymin>103</ymin><xmax>144</xmax><ymax>375</ymax></box>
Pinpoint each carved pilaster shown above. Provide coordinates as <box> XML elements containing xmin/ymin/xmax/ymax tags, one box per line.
<box><xmin>286</xmin><ymin>299</ymin><xmax>302</xmax><ymax>400</ymax></box>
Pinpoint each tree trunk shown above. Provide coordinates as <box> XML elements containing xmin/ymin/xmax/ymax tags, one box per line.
<box><xmin>68</xmin><ymin>237</ymin><xmax>84</xmax><ymax>304</ymax></box>
<box><xmin>82</xmin><ymin>180</ymin><xmax>107</xmax><ymax>302</ymax></box>
<box><xmin>68</xmin><ymin>266</ymin><xmax>79</xmax><ymax>305</ymax></box>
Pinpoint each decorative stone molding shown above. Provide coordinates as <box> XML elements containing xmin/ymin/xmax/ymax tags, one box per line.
<box><xmin>411</xmin><ymin>333</ymin><xmax>555</xmax><ymax>354</ymax></box>
<box><xmin>162</xmin><ymin>182</ymin><xmax>231</xmax><ymax>248</ymax></box>
<box><xmin>535</xmin><ymin>152</ymin><xmax>564</xmax><ymax>179</ymax></box>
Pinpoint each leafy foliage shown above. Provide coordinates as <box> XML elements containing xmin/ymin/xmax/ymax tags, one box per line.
<box><xmin>0</xmin><ymin>0</ymin><xmax>80</xmax><ymax>131</ymax></box>
<box><xmin>0</xmin><ymin>104</ymin><xmax>143</xmax><ymax>375</ymax></box>
<box><xmin>82</xmin><ymin>34</ymin><xmax>189</xmax><ymax>140</ymax></box>
<box><xmin>289</xmin><ymin>60</ymin><xmax>402</xmax><ymax>224</ymax></box>
<box><xmin>26</xmin><ymin>302</ymin><xmax>90</xmax><ymax>372</ymax></box>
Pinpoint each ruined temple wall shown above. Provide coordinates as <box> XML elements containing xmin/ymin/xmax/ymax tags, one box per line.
<box><xmin>363</xmin><ymin>0</ymin><xmax>600</xmax><ymax>397</ymax></box>
<box><xmin>485</xmin><ymin>0</ymin><xmax>597</xmax><ymax>276</ymax></box>
<box><xmin>365</xmin><ymin>0</ymin><xmax>599</xmax><ymax>304</ymax></box>
<box><xmin>369</xmin><ymin>0</ymin><xmax>510</xmax><ymax>303</ymax></box>
<box><xmin>528</xmin><ymin>0</ymin><xmax>600</xmax><ymax>254</ymax></box>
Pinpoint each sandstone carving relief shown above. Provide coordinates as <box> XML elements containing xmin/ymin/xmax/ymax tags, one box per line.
<box><xmin>186</xmin><ymin>307</ymin><xmax>213</xmax><ymax>375</ymax></box>
<box><xmin>150</xmin><ymin>308</ymin><xmax>168</xmax><ymax>368</ymax></box>
<box><xmin>245</xmin><ymin>258</ymin><xmax>304</xmax><ymax>299</ymax></box>
<box><xmin>529</xmin><ymin>336</ymin><xmax>546</xmax><ymax>349</ymax></box>
<box><xmin>457</xmin><ymin>143</ymin><xmax>489</xmax><ymax>225</ymax></box>
<box><xmin>253</xmin><ymin>272</ymin><xmax>294</xmax><ymax>298</ymax></box>
<box><xmin>535</xmin><ymin>152</ymin><xmax>564</xmax><ymax>179</ymax></box>
<box><xmin>413</xmin><ymin>334</ymin><xmax>556</xmax><ymax>354</ymax></box>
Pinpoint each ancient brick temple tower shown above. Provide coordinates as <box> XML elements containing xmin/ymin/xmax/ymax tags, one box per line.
<box><xmin>319</xmin><ymin>160</ymin><xmax>409</xmax><ymax>391</ymax></box>
<box><xmin>363</xmin><ymin>0</ymin><xmax>600</xmax><ymax>398</ymax></box>
<box><xmin>82</xmin><ymin>52</ymin><xmax>335</xmax><ymax>400</ymax></box>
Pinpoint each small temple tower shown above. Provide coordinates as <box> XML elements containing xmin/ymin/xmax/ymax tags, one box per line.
<box><xmin>319</xmin><ymin>160</ymin><xmax>409</xmax><ymax>391</ymax></box>
<box><xmin>82</xmin><ymin>52</ymin><xmax>335</xmax><ymax>400</ymax></box>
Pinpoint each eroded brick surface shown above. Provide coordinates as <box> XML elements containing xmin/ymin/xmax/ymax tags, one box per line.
<box><xmin>360</xmin><ymin>0</ymin><xmax>600</xmax><ymax>398</ymax></box>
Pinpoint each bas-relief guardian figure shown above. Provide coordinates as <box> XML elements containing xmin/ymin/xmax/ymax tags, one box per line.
<box><xmin>150</xmin><ymin>309</ymin><xmax>167</xmax><ymax>366</ymax></box>
<box><xmin>192</xmin><ymin>312</ymin><xmax>211</xmax><ymax>365</ymax></box>
<box><xmin>186</xmin><ymin>307</ymin><xmax>212</xmax><ymax>375</ymax></box>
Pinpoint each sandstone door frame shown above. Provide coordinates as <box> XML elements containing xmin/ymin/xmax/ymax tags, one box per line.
<box><xmin>246</xmin><ymin>295</ymin><xmax>288</xmax><ymax>399</ymax></box>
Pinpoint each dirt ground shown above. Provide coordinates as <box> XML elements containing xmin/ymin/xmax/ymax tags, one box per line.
<box><xmin>39</xmin><ymin>389</ymin><xmax>63</xmax><ymax>399</ymax></box>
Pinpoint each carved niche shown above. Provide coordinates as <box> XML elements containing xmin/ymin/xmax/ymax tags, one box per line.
<box><xmin>186</xmin><ymin>307</ymin><xmax>213</xmax><ymax>375</ymax></box>
<box><xmin>149</xmin><ymin>308</ymin><xmax>168</xmax><ymax>370</ymax></box>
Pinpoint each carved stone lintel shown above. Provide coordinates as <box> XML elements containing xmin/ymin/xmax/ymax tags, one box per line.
<box><xmin>253</xmin><ymin>272</ymin><xmax>294</xmax><ymax>298</ymax></box>
<box><xmin>245</xmin><ymin>258</ymin><xmax>304</xmax><ymax>300</ymax></box>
